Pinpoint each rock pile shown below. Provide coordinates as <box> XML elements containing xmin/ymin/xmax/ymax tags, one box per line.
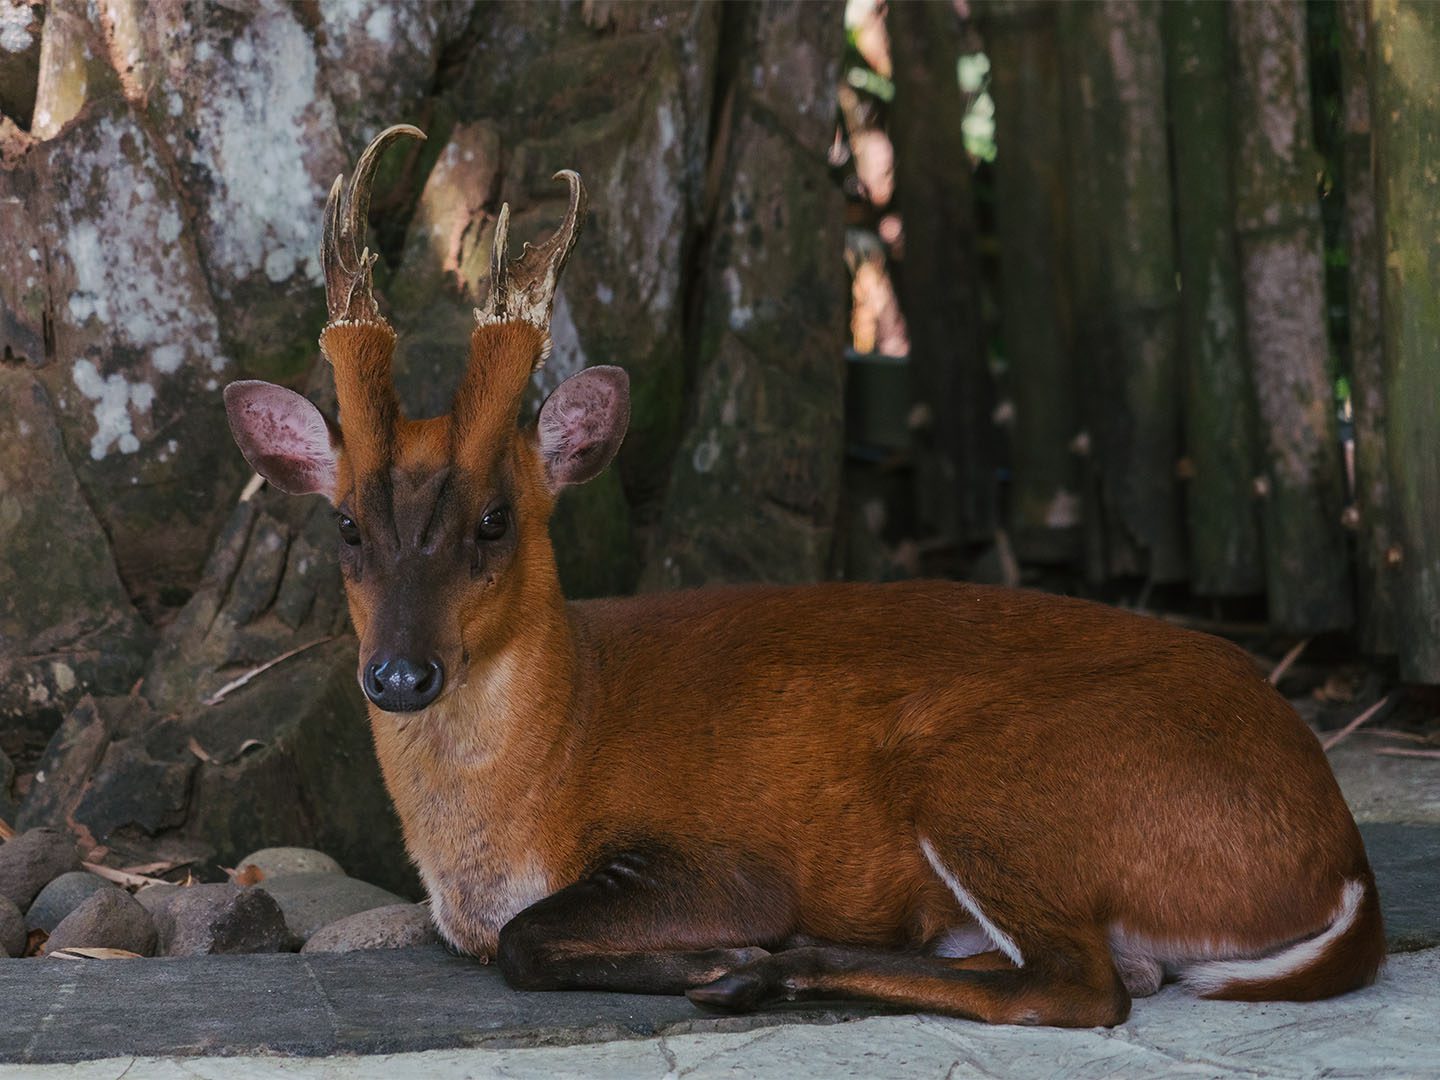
<box><xmin>0</xmin><ymin>835</ymin><xmax>438</xmax><ymax>960</ymax></box>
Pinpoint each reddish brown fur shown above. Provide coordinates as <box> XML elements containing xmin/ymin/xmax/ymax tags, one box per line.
<box><xmin>344</xmin><ymin>383</ymin><xmax>1384</xmax><ymax>1019</ymax></box>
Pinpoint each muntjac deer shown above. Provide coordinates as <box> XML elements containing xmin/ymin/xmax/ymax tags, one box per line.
<box><xmin>224</xmin><ymin>126</ymin><xmax>1383</xmax><ymax>1027</ymax></box>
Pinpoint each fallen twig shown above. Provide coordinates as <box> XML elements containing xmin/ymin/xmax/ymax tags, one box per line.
<box><xmin>1267</xmin><ymin>637</ymin><xmax>1311</xmax><ymax>687</ymax></box>
<box><xmin>1375</xmin><ymin>748</ymin><xmax>1440</xmax><ymax>761</ymax></box>
<box><xmin>201</xmin><ymin>636</ymin><xmax>334</xmax><ymax>707</ymax></box>
<box><xmin>1321</xmin><ymin>695</ymin><xmax>1392</xmax><ymax>752</ymax></box>
<box><xmin>82</xmin><ymin>862</ymin><xmax>171</xmax><ymax>889</ymax></box>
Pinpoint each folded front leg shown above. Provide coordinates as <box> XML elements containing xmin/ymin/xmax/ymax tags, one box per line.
<box><xmin>496</xmin><ymin>843</ymin><xmax>796</xmax><ymax>995</ymax></box>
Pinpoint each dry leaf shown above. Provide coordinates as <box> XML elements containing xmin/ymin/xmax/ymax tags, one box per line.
<box><xmin>232</xmin><ymin>864</ymin><xmax>266</xmax><ymax>886</ymax></box>
<box><xmin>0</xmin><ymin>818</ymin><xmax>14</xmax><ymax>841</ymax></box>
<box><xmin>25</xmin><ymin>929</ymin><xmax>48</xmax><ymax>957</ymax></box>
<box><xmin>49</xmin><ymin>948</ymin><xmax>144</xmax><ymax>960</ymax></box>
<box><xmin>187</xmin><ymin>737</ymin><xmax>213</xmax><ymax>763</ymax></box>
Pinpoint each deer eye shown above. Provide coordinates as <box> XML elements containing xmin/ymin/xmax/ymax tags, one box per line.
<box><xmin>478</xmin><ymin>506</ymin><xmax>509</xmax><ymax>542</ymax></box>
<box><xmin>337</xmin><ymin>514</ymin><xmax>361</xmax><ymax>546</ymax></box>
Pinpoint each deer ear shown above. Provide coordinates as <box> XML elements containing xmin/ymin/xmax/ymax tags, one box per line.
<box><xmin>537</xmin><ymin>366</ymin><xmax>630</xmax><ymax>489</ymax></box>
<box><xmin>223</xmin><ymin>380</ymin><xmax>340</xmax><ymax>498</ymax></box>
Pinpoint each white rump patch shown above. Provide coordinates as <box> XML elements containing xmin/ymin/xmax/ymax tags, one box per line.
<box><xmin>919</xmin><ymin>836</ymin><xmax>1025</xmax><ymax>968</ymax></box>
<box><xmin>1179</xmin><ymin>879</ymin><xmax>1366</xmax><ymax>995</ymax></box>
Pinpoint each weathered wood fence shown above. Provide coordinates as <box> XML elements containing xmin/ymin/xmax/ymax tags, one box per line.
<box><xmin>942</xmin><ymin>0</ymin><xmax>1439</xmax><ymax>682</ymax></box>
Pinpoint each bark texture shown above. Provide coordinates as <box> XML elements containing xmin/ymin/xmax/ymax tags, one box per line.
<box><xmin>1371</xmin><ymin>0</ymin><xmax>1440</xmax><ymax>680</ymax></box>
<box><xmin>641</xmin><ymin>1</ymin><xmax>848</xmax><ymax>589</ymax></box>
<box><xmin>1163</xmin><ymin>0</ymin><xmax>1263</xmax><ymax>597</ymax></box>
<box><xmin>1231</xmin><ymin>0</ymin><xmax>1353</xmax><ymax>632</ymax></box>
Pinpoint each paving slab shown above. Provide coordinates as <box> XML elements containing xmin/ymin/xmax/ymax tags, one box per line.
<box><xmin>5</xmin><ymin>948</ymin><xmax>1438</xmax><ymax>1079</ymax></box>
<box><xmin>0</xmin><ymin>947</ymin><xmax>883</xmax><ymax>1065</ymax></box>
<box><xmin>1330</xmin><ymin>739</ymin><xmax>1440</xmax><ymax>825</ymax></box>
<box><xmin>1360</xmin><ymin>822</ymin><xmax>1440</xmax><ymax>952</ymax></box>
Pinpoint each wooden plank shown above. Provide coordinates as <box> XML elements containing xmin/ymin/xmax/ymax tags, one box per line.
<box><xmin>1059</xmin><ymin>0</ymin><xmax>1186</xmax><ymax>584</ymax></box>
<box><xmin>1164</xmin><ymin>0</ymin><xmax>1265</xmax><ymax>596</ymax></box>
<box><xmin>889</xmin><ymin>0</ymin><xmax>998</xmax><ymax>546</ymax></box>
<box><xmin>980</xmin><ymin>1</ymin><xmax>1081</xmax><ymax>565</ymax></box>
<box><xmin>1371</xmin><ymin>0</ymin><xmax>1440</xmax><ymax>681</ymax></box>
<box><xmin>1230</xmin><ymin>0</ymin><xmax>1354</xmax><ymax>633</ymax></box>
<box><xmin>1338</xmin><ymin>0</ymin><xmax>1399</xmax><ymax>655</ymax></box>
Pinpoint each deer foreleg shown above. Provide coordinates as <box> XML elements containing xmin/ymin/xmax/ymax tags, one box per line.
<box><xmin>687</xmin><ymin>933</ymin><xmax>1131</xmax><ymax>1028</ymax></box>
<box><xmin>496</xmin><ymin>845</ymin><xmax>795</xmax><ymax>995</ymax></box>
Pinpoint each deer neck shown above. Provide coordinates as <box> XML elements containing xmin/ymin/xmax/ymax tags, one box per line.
<box><xmin>367</xmin><ymin>551</ymin><xmax>579</xmax><ymax>954</ymax></box>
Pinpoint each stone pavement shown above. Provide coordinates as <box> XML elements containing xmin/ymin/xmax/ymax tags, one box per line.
<box><xmin>1</xmin><ymin>741</ymin><xmax>1436</xmax><ymax>1078</ymax></box>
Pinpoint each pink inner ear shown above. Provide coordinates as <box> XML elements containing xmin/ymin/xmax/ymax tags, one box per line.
<box><xmin>224</xmin><ymin>381</ymin><xmax>338</xmax><ymax>497</ymax></box>
<box><xmin>538</xmin><ymin>366</ymin><xmax>630</xmax><ymax>488</ymax></box>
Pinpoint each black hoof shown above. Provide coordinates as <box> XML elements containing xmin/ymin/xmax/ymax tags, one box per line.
<box><xmin>686</xmin><ymin>970</ymin><xmax>768</xmax><ymax>1012</ymax></box>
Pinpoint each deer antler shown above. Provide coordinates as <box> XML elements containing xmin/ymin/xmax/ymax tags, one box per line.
<box><xmin>474</xmin><ymin>171</ymin><xmax>589</xmax><ymax>349</ymax></box>
<box><xmin>322</xmin><ymin>124</ymin><xmax>426</xmax><ymax>326</ymax></box>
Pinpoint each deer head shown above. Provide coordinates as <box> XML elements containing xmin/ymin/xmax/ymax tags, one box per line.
<box><xmin>223</xmin><ymin>125</ymin><xmax>629</xmax><ymax>713</ymax></box>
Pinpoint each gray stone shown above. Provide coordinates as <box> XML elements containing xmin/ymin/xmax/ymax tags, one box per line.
<box><xmin>0</xmin><ymin>895</ymin><xmax>23</xmax><ymax>958</ymax></box>
<box><xmin>0</xmin><ymin>827</ymin><xmax>81</xmax><ymax>910</ymax></box>
<box><xmin>0</xmin><ymin>368</ymin><xmax>154</xmax><ymax>736</ymax></box>
<box><xmin>133</xmin><ymin>883</ymin><xmax>181</xmax><ymax>915</ymax></box>
<box><xmin>1331</xmin><ymin>738</ymin><xmax>1440</xmax><ymax>824</ymax></box>
<box><xmin>258</xmin><ymin>873</ymin><xmax>408</xmax><ymax>942</ymax></box>
<box><xmin>301</xmin><ymin>904</ymin><xmax>441</xmax><ymax>954</ymax></box>
<box><xmin>150</xmin><ymin>884</ymin><xmax>295</xmax><ymax>956</ymax></box>
<box><xmin>25</xmin><ymin>870</ymin><xmax>110</xmax><ymax>933</ymax></box>
<box><xmin>44</xmin><ymin>887</ymin><xmax>156</xmax><ymax>957</ymax></box>
<box><xmin>0</xmin><ymin>946</ymin><xmax>878</xmax><ymax>1063</ymax></box>
<box><xmin>1362</xmin><ymin>822</ymin><xmax>1440</xmax><ymax>952</ymax></box>
<box><xmin>236</xmin><ymin>847</ymin><xmax>344</xmax><ymax>881</ymax></box>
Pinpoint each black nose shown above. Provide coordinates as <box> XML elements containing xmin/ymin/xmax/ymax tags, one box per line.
<box><xmin>363</xmin><ymin>656</ymin><xmax>444</xmax><ymax>712</ymax></box>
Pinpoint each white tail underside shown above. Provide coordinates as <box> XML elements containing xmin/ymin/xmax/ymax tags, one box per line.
<box><xmin>1178</xmin><ymin>879</ymin><xmax>1366</xmax><ymax>995</ymax></box>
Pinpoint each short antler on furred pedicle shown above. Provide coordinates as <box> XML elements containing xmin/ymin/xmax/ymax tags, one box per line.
<box><xmin>321</xmin><ymin>124</ymin><xmax>426</xmax><ymax>327</ymax></box>
<box><xmin>474</xmin><ymin>171</ymin><xmax>589</xmax><ymax>355</ymax></box>
<box><xmin>317</xmin><ymin>125</ymin><xmax>424</xmax><ymax>476</ymax></box>
<box><xmin>451</xmin><ymin>172</ymin><xmax>591</xmax><ymax>460</ymax></box>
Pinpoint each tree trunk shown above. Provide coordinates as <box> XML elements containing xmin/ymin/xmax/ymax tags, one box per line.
<box><xmin>1230</xmin><ymin>0</ymin><xmax>1353</xmax><ymax>633</ymax></box>
<box><xmin>1371</xmin><ymin>0</ymin><xmax>1440</xmax><ymax>681</ymax></box>
<box><xmin>641</xmin><ymin>1</ymin><xmax>849</xmax><ymax>589</ymax></box>
<box><xmin>980</xmin><ymin>1</ymin><xmax>1079</xmax><ymax>565</ymax></box>
<box><xmin>1163</xmin><ymin>0</ymin><xmax>1263</xmax><ymax>597</ymax></box>
<box><xmin>1059</xmin><ymin>0</ymin><xmax>1185</xmax><ymax>585</ymax></box>
<box><xmin>888</xmin><ymin>0</ymin><xmax>996</xmax><ymax>547</ymax></box>
<box><xmin>1339</xmin><ymin>0</ymin><xmax>1397</xmax><ymax>656</ymax></box>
